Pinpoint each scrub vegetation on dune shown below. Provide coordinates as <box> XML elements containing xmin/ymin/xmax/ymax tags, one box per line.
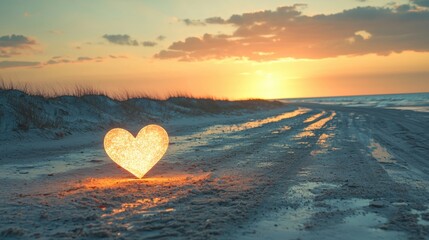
<box><xmin>0</xmin><ymin>79</ymin><xmax>283</xmax><ymax>139</ymax></box>
<box><xmin>0</xmin><ymin>79</ymin><xmax>222</xmax><ymax>101</ymax></box>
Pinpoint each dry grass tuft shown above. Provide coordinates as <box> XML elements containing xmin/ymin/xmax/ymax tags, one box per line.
<box><xmin>0</xmin><ymin>79</ymin><xmax>231</xmax><ymax>101</ymax></box>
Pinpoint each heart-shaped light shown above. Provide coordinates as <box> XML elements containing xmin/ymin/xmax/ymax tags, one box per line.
<box><xmin>104</xmin><ymin>124</ymin><xmax>169</xmax><ymax>178</ymax></box>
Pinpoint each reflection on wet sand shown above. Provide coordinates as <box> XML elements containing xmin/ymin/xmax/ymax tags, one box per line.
<box><xmin>57</xmin><ymin>171</ymin><xmax>256</xmax><ymax>237</ymax></box>
<box><xmin>293</xmin><ymin>112</ymin><xmax>336</xmax><ymax>140</ymax></box>
<box><xmin>201</xmin><ymin>108</ymin><xmax>310</xmax><ymax>136</ymax></box>
<box><xmin>79</xmin><ymin>173</ymin><xmax>211</xmax><ymax>190</ymax></box>
<box><xmin>304</xmin><ymin>111</ymin><xmax>326</xmax><ymax>123</ymax></box>
<box><xmin>294</xmin><ymin>131</ymin><xmax>315</xmax><ymax>139</ymax></box>
<box><xmin>311</xmin><ymin>132</ymin><xmax>335</xmax><ymax>156</ymax></box>
<box><xmin>170</xmin><ymin>109</ymin><xmax>310</xmax><ymax>157</ymax></box>
<box><xmin>304</xmin><ymin>112</ymin><xmax>336</xmax><ymax>131</ymax></box>
<box><xmin>102</xmin><ymin>197</ymin><xmax>175</xmax><ymax>218</ymax></box>
<box><xmin>370</xmin><ymin>140</ymin><xmax>396</xmax><ymax>164</ymax></box>
<box><xmin>237</xmin><ymin>108</ymin><xmax>309</xmax><ymax>131</ymax></box>
<box><xmin>317</xmin><ymin>133</ymin><xmax>332</xmax><ymax>146</ymax></box>
<box><xmin>62</xmin><ymin>173</ymin><xmax>214</xmax><ymax>224</ymax></box>
<box><xmin>272</xmin><ymin>126</ymin><xmax>291</xmax><ymax>134</ymax></box>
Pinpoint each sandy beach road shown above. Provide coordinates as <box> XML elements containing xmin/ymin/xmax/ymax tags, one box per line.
<box><xmin>236</xmin><ymin>103</ymin><xmax>429</xmax><ymax>240</ymax></box>
<box><xmin>1</xmin><ymin>104</ymin><xmax>428</xmax><ymax>239</ymax></box>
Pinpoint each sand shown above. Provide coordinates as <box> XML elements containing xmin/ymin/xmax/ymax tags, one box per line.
<box><xmin>1</xmin><ymin>103</ymin><xmax>429</xmax><ymax>239</ymax></box>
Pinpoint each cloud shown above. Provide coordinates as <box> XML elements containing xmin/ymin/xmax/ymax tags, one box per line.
<box><xmin>45</xmin><ymin>57</ymin><xmax>75</xmax><ymax>65</ymax></box>
<box><xmin>1</xmin><ymin>54</ymin><xmax>121</xmax><ymax>69</ymax></box>
<box><xmin>102</xmin><ymin>34</ymin><xmax>139</xmax><ymax>46</ymax></box>
<box><xmin>44</xmin><ymin>55</ymin><xmax>126</xmax><ymax>65</ymax></box>
<box><xmin>109</xmin><ymin>55</ymin><xmax>127</xmax><ymax>59</ymax></box>
<box><xmin>0</xmin><ymin>60</ymin><xmax>40</xmax><ymax>69</ymax></box>
<box><xmin>46</xmin><ymin>59</ymin><xmax>70</xmax><ymax>65</ymax></box>
<box><xmin>157</xmin><ymin>35</ymin><xmax>166</xmax><ymax>41</ymax></box>
<box><xmin>142</xmin><ymin>41</ymin><xmax>157</xmax><ymax>47</ymax></box>
<box><xmin>395</xmin><ymin>4</ymin><xmax>415</xmax><ymax>12</ymax></box>
<box><xmin>156</xmin><ymin>5</ymin><xmax>429</xmax><ymax>61</ymax></box>
<box><xmin>103</xmin><ymin>34</ymin><xmax>162</xmax><ymax>47</ymax></box>
<box><xmin>154</xmin><ymin>50</ymin><xmax>187</xmax><ymax>59</ymax></box>
<box><xmin>182</xmin><ymin>19</ymin><xmax>206</xmax><ymax>26</ymax></box>
<box><xmin>77</xmin><ymin>56</ymin><xmax>93</xmax><ymax>61</ymax></box>
<box><xmin>413</xmin><ymin>0</ymin><xmax>429</xmax><ymax>7</ymax></box>
<box><xmin>0</xmin><ymin>34</ymin><xmax>38</xmax><ymax>58</ymax></box>
<box><xmin>0</xmin><ymin>34</ymin><xmax>36</xmax><ymax>48</ymax></box>
<box><xmin>44</xmin><ymin>56</ymin><xmax>103</xmax><ymax>65</ymax></box>
<box><xmin>205</xmin><ymin>17</ymin><xmax>226</xmax><ymax>24</ymax></box>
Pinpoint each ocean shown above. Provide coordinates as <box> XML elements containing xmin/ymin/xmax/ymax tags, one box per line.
<box><xmin>282</xmin><ymin>92</ymin><xmax>429</xmax><ymax>113</ymax></box>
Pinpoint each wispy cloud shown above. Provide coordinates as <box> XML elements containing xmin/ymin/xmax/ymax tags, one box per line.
<box><xmin>102</xmin><ymin>34</ymin><xmax>139</xmax><ymax>46</ymax></box>
<box><xmin>0</xmin><ymin>60</ymin><xmax>40</xmax><ymax>69</ymax></box>
<box><xmin>156</xmin><ymin>5</ymin><xmax>429</xmax><ymax>61</ymax></box>
<box><xmin>0</xmin><ymin>34</ymin><xmax>36</xmax><ymax>48</ymax></box>
<box><xmin>182</xmin><ymin>19</ymin><xmax>206</xmax><ymax>26</ymax></box>
<box><xmin>0</xmin><ymin>34</ymin><xmax>38</xmax><ymax>57</ymax></box>
<box><xmin>109</xmin><ymin>55</ymin><xmax>127</xmax><ymax>59</ymax></box>
<box><xmin>103</xmin><ymin>34</ymin><xmax>163</xmax><ymax>47</ymax></box>
<box><xmin>45</xmin><ymin>56</ymin><xmax>104</xmax><ymax>65</ymax></box>
<box><xmin>1</xmin><ymin>54</ymin><xmax>129</xmax><ymax>69</ymax></box>
<box><xmin>142</xmin><ymin>41</ymin><xmax>157</xmax><ymax>47</ymax></box>
<box><xmin>205</xmin><ymin>17</ymin><xmax>226</xmax><ymax>24</ymax></box>
<box><xmin>157</xmin><ymin>35</ymin><xmax>166</xmax><ymax>41</ymax></box>
<box><xmin>77</xmin><ymin>56</ymin><xmax>93</xmax><ymax>61</ymax></box>
<box><xmin>155</xmin><ymin>50</ymin><xmax>186</xmax><ymax>59</ymax></box>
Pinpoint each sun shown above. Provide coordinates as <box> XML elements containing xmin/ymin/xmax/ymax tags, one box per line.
<box><xmin>254</xmin><ymin>71</ymin><xmax>285</xmax><ymax>99</ymax></box>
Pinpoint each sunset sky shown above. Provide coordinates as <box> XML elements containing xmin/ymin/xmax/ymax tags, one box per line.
<box><xmin>1</xmin><ymin>0</ymin><xmax>428</xmax><ymax>99</ymax></box>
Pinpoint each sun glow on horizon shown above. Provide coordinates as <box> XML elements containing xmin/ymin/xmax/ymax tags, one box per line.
<box><xmin>248</xmin><ymin>71</ymin><xmax>291</xmax><ymax>99</ymax></box>
<box><xmin>1</xmin><ymin>1</ymin><xmax>428</xmax><ymax>99</ymax></box>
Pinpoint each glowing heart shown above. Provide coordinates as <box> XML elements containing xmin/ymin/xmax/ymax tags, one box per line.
<box><xmin>104</xmin><ymin>124</ymin><xmax>169</xmax><ymax>178</ymax></box>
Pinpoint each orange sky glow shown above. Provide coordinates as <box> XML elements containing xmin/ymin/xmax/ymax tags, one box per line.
<box><xmin>1</xmin><ymin>0</ymin><xmax>428</xmax><ymax>99</ymax></box>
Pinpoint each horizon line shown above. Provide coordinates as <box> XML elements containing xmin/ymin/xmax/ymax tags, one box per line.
<box><xmin>273</xmin><ymin>91</ymin><xmax>429</xmax><ymax>101</ymax></box>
